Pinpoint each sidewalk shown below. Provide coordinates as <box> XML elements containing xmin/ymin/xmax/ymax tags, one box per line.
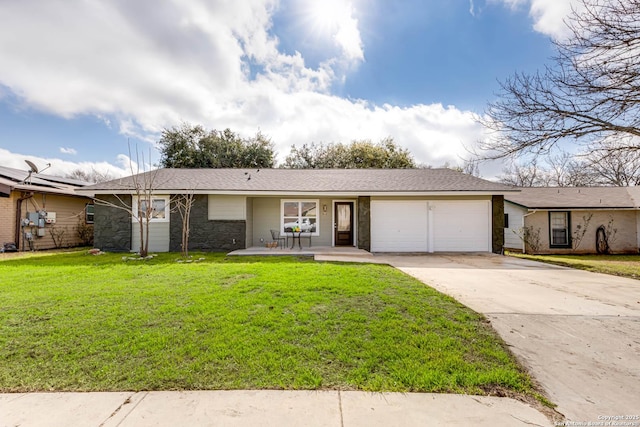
<box><xmin>0</xmin><ymin>390</ymin><xmax>553</xmax><ymax>427</ymax></box>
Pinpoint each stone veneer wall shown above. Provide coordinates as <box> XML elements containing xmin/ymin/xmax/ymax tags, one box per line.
<box><xmin>357</xmin><ymin>196</ymin><xmax>371</xmax><ymax>251</ymax></box>
<box><xmin>169</xmin><ymin>194</ymin><xmax>245</xmax><ymax>252</ymax></box>
<box><xmin>492</xmin><ymin>195</ymin><xmax>505</xmax><ymax>254</ymax></box>
<box><xmin>94</xmin><ymin>194</ymin><xmax>132</xmax><ymax>252</ymax></box>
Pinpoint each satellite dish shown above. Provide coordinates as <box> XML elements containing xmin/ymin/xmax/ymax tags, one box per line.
<box><xmin>25</xmin><ymin>160</ymin><xmax>39</xmax><ymax>174</ymax></box>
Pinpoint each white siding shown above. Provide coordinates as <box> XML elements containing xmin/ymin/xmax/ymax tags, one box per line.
<box><xmin>208</xmin><ymin>195</ymin><xmax>246</xmax><ymax>220</ymax></box>
<box><xmin>504</xmin><ymin>202</ymin><xmax>527</xmax><ymax>251</ymax></box>
<box><xmin>131</xmin><ymin>222</ymin><xmax>170</xmax><ymax>253</ymax></box>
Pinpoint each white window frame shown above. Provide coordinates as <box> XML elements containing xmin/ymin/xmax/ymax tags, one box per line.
<box><xmin>281</xmin><ymin>199</ymin><xmax>319</xmax><ymax>236</ymax></box>
<box><xmin>132</xmin><ymin>195</ymin><xmax>170</xmax><ymax>223</ymax></box>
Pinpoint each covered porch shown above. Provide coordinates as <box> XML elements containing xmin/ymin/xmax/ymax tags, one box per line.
<box><xmin>244</xmin><ymin>196</ymin><xmax>363</xmax><ymax>250</ymax></box>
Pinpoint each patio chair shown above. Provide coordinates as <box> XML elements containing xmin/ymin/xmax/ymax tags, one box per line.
<box><xmin>270</xmin><ymin>229</ymin><xmax>286</xmax><ymax>249</ymax></box>
<box><xmin>300</xmin><ymin>231</ymin><xmax>312</xmax><ymax>248</ymax></box>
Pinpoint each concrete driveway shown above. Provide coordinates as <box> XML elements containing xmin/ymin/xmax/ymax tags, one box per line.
<box><xmin>380</xmin><ymin>253</ymin><xmax>640</xmax><ymax>424</ymax></box>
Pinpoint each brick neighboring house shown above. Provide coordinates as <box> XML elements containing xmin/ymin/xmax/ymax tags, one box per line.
<box><xmin>79</xmin><ymin>168</ymin><xmax>517</xmax><ymax>254</ymax></box>
<box><xmin>0</xmin><ymin>166</ymin><xmax>94</xmax><ymax>251</ymax></box>
<box><xmin>504</xmin><ymin>187</ymin><xmax>640</xmax><ymax>254</ymax></box>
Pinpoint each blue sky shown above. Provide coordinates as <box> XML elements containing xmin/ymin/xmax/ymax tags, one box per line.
<box><xmin>0</xmin><ymin>0</ymin><xmax>574</xmax><ymax>178</ymax></box>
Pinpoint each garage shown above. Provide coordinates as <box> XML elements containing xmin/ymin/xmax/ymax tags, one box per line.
<box><xmin>431</xmin><ymin>200</ymin><xmax>491</xmax><ymax>252</ymax></box>
<box><xmin>370</xmin><ymin>200</ymin><xmax>491</xmax><ymax>252</ymax></box>
<box><xmin>370</xmin><ymin>201</ymin><xmax>428</xmax><ymax>252</ymax></box>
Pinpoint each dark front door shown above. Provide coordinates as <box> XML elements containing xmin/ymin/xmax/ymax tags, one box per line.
<box><xmin>334</xmin><ymin>202</ymin><xmax>354</xmax><ymax>246</ymax></box>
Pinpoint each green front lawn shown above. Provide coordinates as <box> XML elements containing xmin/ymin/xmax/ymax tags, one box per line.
<box><xmin>0</xmin><ymin>251</ymin><xmax>533</xmax><ymax>397</ymax></box>
<box><xmin>509</xmin><ymin>253</ymin><xmax>640</xmax><ymax>279</ymax></box>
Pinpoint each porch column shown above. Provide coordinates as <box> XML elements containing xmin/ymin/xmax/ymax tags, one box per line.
<box><xmin>357</xmin><ymin>196</ymin><xmax>370</xmax><ymax>251</ymax></box>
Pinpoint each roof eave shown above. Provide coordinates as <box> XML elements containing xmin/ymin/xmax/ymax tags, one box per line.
<box><xmin>83</xmin><ymin>189</ymin><xmax>513</xmax><ymax>197</ymax></box>
<box><xmin>526</xmin><ymin>206</ymin><xmax>638</xmax><ymax>210</ymax></box>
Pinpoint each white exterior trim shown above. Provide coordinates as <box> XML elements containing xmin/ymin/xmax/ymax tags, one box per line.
<box><xmin>131</xmin><ymin>194</ymin><xmax>170</xmax><ymax>223</ymax></box>
<box><xmin>280</xmin><ymin>199</ymin><xmax>320</xmax><ymax>236</ymax></box>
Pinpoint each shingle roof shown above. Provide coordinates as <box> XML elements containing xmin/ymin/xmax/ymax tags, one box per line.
<box><xmin>505</xmin><ymin>187</ymin><xmax>640</xmax><ymax>209</ymax></box>
<box><xmin>82</xmin><ymin>168</ymin><xmax>517</xmax><ymax>194</ymax></box>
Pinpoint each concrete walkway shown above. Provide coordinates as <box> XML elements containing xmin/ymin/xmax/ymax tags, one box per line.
<box><xmin>228</xmin><ymin>245</ymin><xmax>373</xmax><ymax>258</ymax></box>
<box><xmin>0</xmin><ymin>390</ymin><xmax>553</xmax><ymax>427</ymax></box>
<box><xmin>346</xmin><ymin>253</ymin><xmax>639</xmax><ymax>425</ymax></box>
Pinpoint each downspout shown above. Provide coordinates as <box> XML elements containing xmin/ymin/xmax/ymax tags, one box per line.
<box><xmin>15</xmin><ymin>191</ymin><xmax>34</xmax><ymax>251</ymax></box>
<box><xmin>521</xmin><ymin>210</ymin><xmax>537</xmax><ymax>253</ymax></box>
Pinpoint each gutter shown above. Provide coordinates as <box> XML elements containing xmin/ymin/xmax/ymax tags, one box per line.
<box><xmin>78</xmin><ymin>190</ymin><xmax>515</xmax><ymax>197</ymax></box>
<box><xmin>15</xmin><ymin>192</ymin><xmax>34</xmax><ymax>251</ymax></box>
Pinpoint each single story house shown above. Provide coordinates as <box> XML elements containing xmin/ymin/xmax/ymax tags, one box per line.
<box><xmin>79</xmin><ymin>168</ymin><xmax>517</xmax><ymax>254</ymax></box>
<box><xmin>504</xmin><ymin>187</ymin><xmax>640</xmax><ymax>254</ymax></box>
<box><xmin>0</xmin><ymin>165</ymin><xmax>94</xmax><ymax>251</ymax></box>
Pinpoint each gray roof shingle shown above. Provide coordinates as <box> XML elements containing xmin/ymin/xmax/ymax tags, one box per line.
<box><xmin>505</xmin><ymin>187</ymin><xmax>639</xmax><ymax>209</ymax></box>
<box><xmin>82</xmin><ymin>168</ymin><xmax>517</xmax><ymax>194</ymax></box>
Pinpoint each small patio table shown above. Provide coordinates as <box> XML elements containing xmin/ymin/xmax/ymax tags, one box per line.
<box><xmin>288</xmin><ymin>231</ymin><xmax>312</xmax><ymax>249</ymax></box>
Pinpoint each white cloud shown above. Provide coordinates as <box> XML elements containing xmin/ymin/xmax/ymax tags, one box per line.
<box><xmin>0</xmin><ymin>0</ymin><xmax>488</xmax><ymax>173</ymax></box>
<box><xmin>59</xmin><ymin>147</ymin><xmax>77</xmax><ymax>155</ymax></box>
<box><xmin>529</xmin><ymin>0</ymin><xmax>577</xmax><ymax>38</ymax></box>
<box><xmin>493</xmin><ymin>0</ymin><xmax>579</xmax><ymax>38</ymax></box>
<box><xmin>0</xmin><ymin>149</ymin><xmax>129</xmax><ymax>178</ymax></box>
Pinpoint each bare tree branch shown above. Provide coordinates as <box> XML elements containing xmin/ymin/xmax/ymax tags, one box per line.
<box><xmin>93</xmin><ymin>144</ymin><xmax>161</xmax><ymax>257</ymax></box>
<box><xmin>478</xmin><ymin>0</ymin><xmax>640</xmax><ymax>160</ymax></box>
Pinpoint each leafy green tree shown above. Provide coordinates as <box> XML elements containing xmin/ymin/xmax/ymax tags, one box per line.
<box><xmin>158</xmin><ymin>123</ymin><xmax>275</xmax><ymax>168</ymax></box>
<box><xmin>283</xmin><ymin>137</ymin><xmax>415</xmax><ymax>169</ymax></box>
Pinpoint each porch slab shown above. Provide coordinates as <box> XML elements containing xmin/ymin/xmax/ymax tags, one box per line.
<box><xmin>228</xmin><ymin>246</ymin><xmax>375</xmax><ymax>260</ymax></box>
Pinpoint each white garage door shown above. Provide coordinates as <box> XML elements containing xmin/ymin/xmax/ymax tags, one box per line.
<box><xmin>371</xmin><ymin>201</ymin><xmax>428</xmax><ymax>252</ymax></box>
<box><xmin>432</xmin><ymin>201</ymin><xmax>491</xmax><ymax>252</ymax></box>
<box><xmin>370</xmin><ymin>200</ymin><xmax>492</xmax><ymax>252</ymax></box>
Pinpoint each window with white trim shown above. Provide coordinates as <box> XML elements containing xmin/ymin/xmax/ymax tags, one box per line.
<box><xmin>132</xmin><ymin>196</ymin><xmax>170</xmax><ymax>222</ymax></box>
<box><xmin>281</xmin><ymin>200</ymin><xmax>318</xmax><ymax>235</ymax></box>
<box><xmin>549</xmin><ymin>211</ymin><xmax>570</xmax><ymax>247</ymax></box>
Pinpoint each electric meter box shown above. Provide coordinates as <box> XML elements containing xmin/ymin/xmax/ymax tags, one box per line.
<box><xmin>37</xmin><ymin>228</ymin><xmax>45</xmax><ymax>237</ymax></box>
<box><xmin>27</xmin><ymin>212</ymin><xmax>39</xmax><ymax>225</ymax></box>
<box><xmin>45</xmin><ymin>212</ymin><xmax>56</xmax><ymax>224</ymax></box>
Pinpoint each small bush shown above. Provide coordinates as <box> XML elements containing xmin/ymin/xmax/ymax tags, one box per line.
<box><xmin>76</xmin><ymin>220</ymin><xmax>94</xmax><ymax>246</ymax></box>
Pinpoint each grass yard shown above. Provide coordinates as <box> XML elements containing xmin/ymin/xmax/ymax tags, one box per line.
<box><xmin>0</xmin><ymin>250</ymin><xmax>534</xmax><ymax>398</ymax></box>
<box><xmin>509</xmin><ymin>252</ymin><xmax>640</xmax><ymax>280</ymax></box>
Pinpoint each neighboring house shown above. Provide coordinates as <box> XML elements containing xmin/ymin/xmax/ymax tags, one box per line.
<box><xmin>504</xmin><ymin>187</ymin><xmax>640</xmax><ymax>254</ymax></box>
<box><xmin>0</xmin><ymin>166</ymin><xmax>94</xmax><ymax>251</ymax></box>
<box><xmin>80</xmin><ymin>168</ymin><xmax>516</xmax><ymax>254</ymax></box>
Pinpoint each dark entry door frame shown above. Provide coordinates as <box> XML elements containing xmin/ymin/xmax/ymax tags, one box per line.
<box><xmin>333</xmin><ymin>201</ymin><xmax>355</xmax><ymax>246</ymax></box>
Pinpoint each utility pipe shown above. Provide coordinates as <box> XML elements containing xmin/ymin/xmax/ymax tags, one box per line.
<box><xmin>15</xmin><ymin>191</ymin><xmax>34</xmax><ymax>251</ymax></box>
